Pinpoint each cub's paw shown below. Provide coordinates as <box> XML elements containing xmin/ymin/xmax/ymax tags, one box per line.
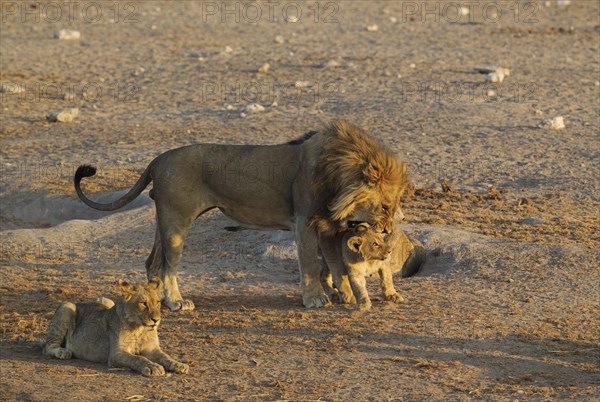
<box><xmin>142</xmin><ymin>363</ymin><xmax>166</xmax><ymax>377</ymax></box>
<box><xmin>339</xmin><ymin>291</ymin><xmax>357</xmax><ymax>305</ymax></box>
<box><xmin>164</xmin><ymin>299</ymin><xmax>195</xmax><ymax>311</ymax></box>
<box><xmin>55</xmin><ymin>348</ymin><xmax>72</xmax><ymax>360</ymax></box>
<box><xmin>169</xmin><ymin>361</ymin><xmax>189</xmax><ymax>374</ymax></box>
<box><xmin>385</xmin><ymin>293</ymin><xmax>405</xmax><ymax>304</ymax></box>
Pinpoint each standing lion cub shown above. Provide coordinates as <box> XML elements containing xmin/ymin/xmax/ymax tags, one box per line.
<box><xmin>43</xmin><ymin>278</ymin><xmax>189</xmax><ymax>376</ymax></box>
<box><xmin>322</xmin><ymin>223</ymin><xmax>424</xmax><ymax>311</ymax></box>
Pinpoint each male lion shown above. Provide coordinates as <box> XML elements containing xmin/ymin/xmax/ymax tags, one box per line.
<box><xmin>74</xmin><ymin>121</ymin><xmax>407</xmax><ymax>310</ymax></box>
<box><xmin>43</xmin><ymin>278</ymin><xmax>189</xmax><ymax>376</ymax></box>
<box><xmin>321</xmin><ymin>223</ymin><xmax>425</xmax><ymax>311</ymax></box>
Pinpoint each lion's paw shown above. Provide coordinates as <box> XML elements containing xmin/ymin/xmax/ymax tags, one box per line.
<box><xmin>357</xmin><ymin>301</ymin><xmax>372</xmax><ymax>312</ymax></box>
<box><xmin>339</xmin><ymin>291</ymin><xmax>357</xmax><ymax>305</ymax></box>
<box><xmin>169</xmin><ymin>361</ymin><xmax>189</xmax><ymax>374</ymax></box>
<box><xmin>385</xmin><ymin>293</ymin><xmax>405</xmax><ymax>304</ymax></box>
<box><xmin>142</xmin><ymin>363</ymin><xmax>166</xmax><ymax>377</ymax></box>
<box><xmin>302</xmin><ymin>292</ymin><xmax>331</xmax><ymax>309</ymax></box>
<box><xmin>55</xmin><ymin>348</ymin><xmax>72</xmax><ymax>360</ymax></box>
<box><xmin>164</xmin><ymin>299</ymin><xmax>195</xmax><ymax>311</ymax></box>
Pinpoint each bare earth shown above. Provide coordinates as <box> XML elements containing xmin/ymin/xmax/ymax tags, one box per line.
<box><xmin>1</xmin><ymin>1</ymin><xmax>599</xmax><ymax>401</ymax></box>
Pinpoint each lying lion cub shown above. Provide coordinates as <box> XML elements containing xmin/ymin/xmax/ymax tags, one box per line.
<box><xmin>43</xmin><ymin>278</ymin><xmax>189</xmax><ymax>376</ymax></box>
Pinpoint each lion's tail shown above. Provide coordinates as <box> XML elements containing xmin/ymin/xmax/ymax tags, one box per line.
<box><xmin>74</xmin><ymin>164</ymin><xmax>152</xmax><ymax>211</ymax></box>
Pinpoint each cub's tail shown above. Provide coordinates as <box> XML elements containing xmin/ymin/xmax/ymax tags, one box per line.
<box><xmin>74</xmin><ymin>164</ymin><xmax>152</xmax><ymax>211</ymax></box>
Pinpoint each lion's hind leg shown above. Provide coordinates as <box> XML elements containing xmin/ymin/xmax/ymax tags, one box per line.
<box><xmin>43</xmin><ymin>302</ymin><xmax>76</xmax><ymax>360</ymax></box>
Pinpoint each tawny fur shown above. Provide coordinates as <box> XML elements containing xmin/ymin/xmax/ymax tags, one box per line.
<box><xmin>43</xmin><ymin>278</ymin><xmax>189</xmax><ymax>376</ymax></box>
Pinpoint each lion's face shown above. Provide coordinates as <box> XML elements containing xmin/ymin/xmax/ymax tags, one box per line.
<box><xmin>118</xmin><ymin>278</ymin><xmax>163</xmax><ymax>330</ymax></box>
<box><xmin>336</xmin><ymin>183</ymin><xmax>403</xmax><ymax>234</ymax></box>
<box><xmin>343</xmin><ymin>224</ymin><xmax>391</xmax><ymax>263</ymax></box>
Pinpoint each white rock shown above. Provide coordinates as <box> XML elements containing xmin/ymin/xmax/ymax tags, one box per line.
<box><xmin>556</xmin><ymin>0</ymin><xmax>571</xmax><ymax>6</ymax></box>
<box><xmin>223</xmin><ymin>46</ymin><xmax>233</xmax><ymax>53</ymax></box>
<box><xmin>285</xmin><ymin>15</ymin><xmax>299</xmax><ymax>23</ymax></box>
<box><xmin>274</xmin><ymin>35</ymin><xmax>285</xmax><ymax>44</ymax></box>
<box><xmin>294</xmin><ymin>81</ymin><xmax>310</xmax><ymax>88</ymax></box>
<box><xmin>225</xmin><ymin>104</ymin><xmax>234</xmax><ymax>110</ymax></box>
<box><xmin>366</xmin><ymin>24</ymin><xmax>379</xmax><ymax>32</ymax></box>
<box><xmin>271</xmin><ymin>101</ymin><xmax>278</xmax><ymax>108</ymax></box>
<box><xmin>240</xmin><ymin>112</ymin><xmax>247</xmax><ymax>118</ymax></box>
<box><xmin>460</xmin><ymin>6</ymin><xmax>470</xmax><ymax>16</ymax></box>
<box><xmin>244</xmin><ymin>103</ymin><xmax>265</xmax><ymax>113</ymax></box>
<box><xmin>487</xmin><ymin>89</ymin><xmax>496</xmax><ymax>97</ymax></box>
<box><xmin>485</xmin><ymin>71</ymin><xmax>505</xmax><ymax>83</ymax></box>
<box><xmin>47</xmin><ymin>108</ymin><xmax>79</xmax><ymax>122</ymax></box>
<box><xmin>258</xmin><ymin>63</ymin><xmax>270</xmax><ymax>74</ymax></box>
<box><xmin>538</xmin><ymin>116</ymin><xmax>565</xmax><ymax>130</ymax></box>
<box><xmin>54</xmin><ymin>29</ymin><xmax>80</xmax><ymax>40</ymax></box>
<box><xmin>322</xmin><ymin>60</ymin><xmax>341</xmax><ymax>68</ymax></box>
<box><xmin>475</xmin><ymin>66</ymin><xmax>510</xmax><ymax>76</ymax></box>
<box><xmin>389</xmin><ymin>16</ymin><xmax>398</xmax><ymax>23</ymax></box>
<box><xmin>409</xmin><ymin>63</ymin><xmax>416</xmax><ymax>68</ymax></box>
<box><xmin>0</xmin><ymin>83</ymin><xmax>24</xmax><ymax>94</ymax></box>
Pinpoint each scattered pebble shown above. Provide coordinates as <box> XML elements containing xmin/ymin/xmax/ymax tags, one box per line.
<box><xmin>556</xmin><ymin>0</ymin><xmax>571</xmax><ymax>6</ymax></box>
<box><xmin>409</xmin><ymin>63</ymin><xmax>416</xmax><ymax>68</ymax></box>
<box><xmin>54</xmin><ymin>29</ymin><xmax>81</xmax><ymax>40</ymax></box>
<box><xmin>521</xmin><ymin>217</ymin><xmax>545</xmax><ymax>225</ymax></box>
<box><xmin>460</xmin><ymin>6</ymin><xmax>470</xmax><ymax>16</ymax></box>
<box><xmin>475</xmin><ymin>66</ymin><xmax>511</xmax><ymax>76</ymax></box>
<box><xmin>223</xmin><ymin>46</ymin><xmax>233</xmax><ymax>53</ymax></box>
<box><xmin>285</xmin><ymin>15</ymin><xmax>299</xmax><ymax>23</ymax></box>
<box><xmin>294</xmin><ymin>81</ymin><xmax>310</xmax><ymax>88</ymax></box>
<box><xmin>366</xmin><ymin>24</ymin><xmax>379</xmax><ymax>32</ymax></box>
<box><xmin>274</xmin><ymin>35</ymin><xmax>285</xmax><ymax>44</ymax></box>
<box><xmin>63</xmin><ymin>92</ymin><xmax>76</xmax><ymax>101</ymax></box>
<box><xmin>487</xmin><ymin>89</ymin><xmax>496</xmax><ymax>97</ymax></box>
<box><xmin>244</xmin><ymin>103</ymin><xmax>265</xmax><ymax>113</ymax></box>
<box><xmin>0</xmin><ymin>83</ymin><xmax>24</xmax><ymax>94</ymax></box>
<box><xmin>538</xmin><ymin>116</ymin><xmax>565</xmax><ymax>130</ymax></box>
<box><xmin>595</xmin><ymin>81</ymin><xmax>599</xmax><ymax>86</ymax></box>
<box><xmin>47</xmin><ymin>108</ymin><xmax>79</xmax><ymax>123</ymax></box>
<box><xmin>258</xmin><ymin>63</ymin><xmax>270</xmax><ymax>74</ymax></box>
<box><xmin>322</xmin><ymin>60</ymin><xmax>341</xmax><ymax>68</ymax></box>
<box><xmin>535</xmin><ymin>109</ymin><xmax>544</xmax><ymax>116</ymax></box>
<box><xmin>485</xmin><ymin>71</ymin><xmax>505</xmax><ymax>83</ymax></box>
<box><xmin>389</xmin><ymin>16</ymin><xmax>398</xmax><ymax>23</ymax></box>
<box><xmin>271</xmin><ymin>101</ymin><xmax>278</xmax><ymax>108</ymax></box>
<box><xmin>225</xmin><ymin>104</ymin><xmax>234</xmax><ymax>110</ymax></box>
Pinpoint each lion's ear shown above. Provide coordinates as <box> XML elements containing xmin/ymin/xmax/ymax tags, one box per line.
<box><xmin>117</xmin><ymin>279</ymin><xmax>134</xmax><ymax>299</ymax></box>
<box><xmin>148</xmin><ymin>277</ymin><xmax>163</xmax><ymax>291</ymax></box>
<box><xmin>347</xmin><ymin>236</ymin><xmax>363</xmax><ymax>253</ymax></box>
<box><xmin>363</xmin><ymin>162</ymin><xmax>382</xmax><ymax>187</ymax></box>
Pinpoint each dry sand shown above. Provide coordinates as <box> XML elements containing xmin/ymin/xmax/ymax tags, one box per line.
<box><xmin>1</xmin><ymin>1</ymin><xmax>599</xmax><ymax>401</ymax></box>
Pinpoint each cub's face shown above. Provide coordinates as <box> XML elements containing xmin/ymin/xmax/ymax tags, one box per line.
<box><xmin>118</xmin><ymin>278</ymin><xmax>163</xmax><ymax>330</ymax></box>
<box><xmin>342</xmin><ymin>224</ymin><xmax>391</xmax><ymax>264</ymax></box>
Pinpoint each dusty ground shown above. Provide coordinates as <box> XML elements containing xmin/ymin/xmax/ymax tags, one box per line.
<box><xmin>1</xmin><ymin>1</ymin><xmax>599</xmax><ymax>401</ymax></box>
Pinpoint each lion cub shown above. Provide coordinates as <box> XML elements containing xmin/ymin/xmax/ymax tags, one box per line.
<box><xmin>43</xmin><ymin>278</ymin><xmax>189</xmax><ymax>376</ymax></box>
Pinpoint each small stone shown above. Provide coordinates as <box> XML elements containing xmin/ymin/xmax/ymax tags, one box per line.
<box><xmin>322</xmin><ymin>60</ymin><xmax>341</xmax><ymax>68</ymax></box>
<box><xmin>244</xmin><ymin>103</ymin><xmax>265</xmax><ymax>113</ymax></box>
<box><xmin>485</xmin><ymin>71</ymin><xmax>505</xmax><ymax>83</ymax></box>
<box><xmin>517</xmin><ymin>390</ymin><xmax>524</xmax><ymax>395</ymax></box>
<box><xmin>595</xmin><ymin>81</ymin><xmax>599</xmax><ymax>86</ymax></box>
<box><xmin>409</xmin><ymin>63</ymin><xmax>416</xmax><ymax>68</ymax></box>
<box><xmin>285</xmin><ymin>15</ymin><xmax>299</xmax><ymax>23</ymax></box>
<box><xmin>521</xmin><ymin>217</ymin><xmax>545</xmax><ymax>225</ymax></box>
<box><xmin>507</xmin><ymin>278</ymin><xmax>515</xmax><ymax>283</ymax></box>
<box><xmin>271</xmin><ymin>101</ymin><xmax>278</xmax><ymax>108</ymax></box>
<box><xmin>258</xmin><ymin>63</ymin><xmax>270</xmax><ymax>74</ymax></box>
<box><xmin>223</xmin><ymin>46</ymin><xmax>233</xmax><ymax>53</ymax></box>
<box><xmin>225</xmin><ymin>104</ymin><xmax>234</xmax><ymax>110</ymax></box>
<box><xmin>475</xmin><ymin>66</ymin><xmax>510</xmax><ymax>76</ymax></box>
<box><xmin>366</xmin><ymin>24</ymin><xmax>379</xmax><ymax>32</ymax></box>
<box><xmin>47</xmin><ymin>108</ymin><xmax>79</xmax><ymax>123</ymax></box>
<box><xmin>54</xmin><ymin>29</ymin><xmax>81</xmax><ymax>40</ymax></box>
<box><xmin>294</xmin><ymin>81</ymin><xmax>310</xmax><ymax>88</ymax></box>
<box><xmin>487</xmin><ymin>89</ymin><xmax>496</xmax><ymax>97</ymax></box>
<box><xmin>460</xmin><ymin>6</ymin><xmax>470</xmax><ymax>16</ymax></box>
<box><xmin>535</xmin><ymin>109</ymin><xmax>544</xmax><ymax>116</ymax></box>
<box><xmin>556</xmin><ymin>0</ymin><xmax>571</xmax><ymax>6</ymax></box>
<box><xmin>240</xmin><ymin>112</ymin><xmax>247</xmax><ymax>118</ymax></box>
<box><xmin>274</xmin><ymin>35</ymin><xmax>285</xmax><ymax>44</ymax></box>
<box><xmin>63</xmin><ymin>92</ymin><xmax>76</xmax><ymax>101</ymax></box>
<box><xmin>133</xmin><ymin>66</ymin><xmax>145</xmax><ymax>76</ymax></box>
<box><xmin>389</xmin><ymin>16</ymin><xmax>398</xmax><ymax>23</ymax></box>
<box><xmin>0</xmin><ymin>83</ymin><xmax>24</xmax><ymax>94</ymax></box>
<box><xmin>538</xmin><ymin>116</ymin><xmax>565</xmax><ymax>130</ymax></box>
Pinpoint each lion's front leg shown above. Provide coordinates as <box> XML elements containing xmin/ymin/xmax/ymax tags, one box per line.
<box><xmin>109</xmin><ymin>350</ymin><xmax>165</xmax><ymax>377</ymax></box>
<box><xmin>144</xmin><ymin>348</ymin><xmax>189</xmax><ymax>374</ymax></box>
<box><xmin>379</xmin><ymin>263</ymin><xmax>404</xmax><ymax>303</ymax></box>
<box><xmin>295</xmin><ymin>221</ymin><xmax>330</xmax><ymax>308</ymax></box>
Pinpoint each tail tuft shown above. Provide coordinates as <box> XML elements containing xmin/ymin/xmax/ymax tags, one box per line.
<box><xmin>75</xmin><ymin>164</ymin><xmax>97</xmax><ymax>180</ymax></box>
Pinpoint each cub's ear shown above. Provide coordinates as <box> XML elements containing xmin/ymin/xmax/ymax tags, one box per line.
<box><xmin>117</xmin><ymin>279</ymin><xmax>134</xmax><ymax>299</ymax></box>
<box><xmin>148</xmin><ymin>277</ymin><xmax>163</xmax><ymax>291</ymax></box>
<box><xmin>363</xmin><ymin>162</ymin><xmax>382</xmax><ymax>187</ymax></box>
<box><xmin>347</xmin><ymin>236</ymin><xmax>363</xmax><ymax>253</ymax></box>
